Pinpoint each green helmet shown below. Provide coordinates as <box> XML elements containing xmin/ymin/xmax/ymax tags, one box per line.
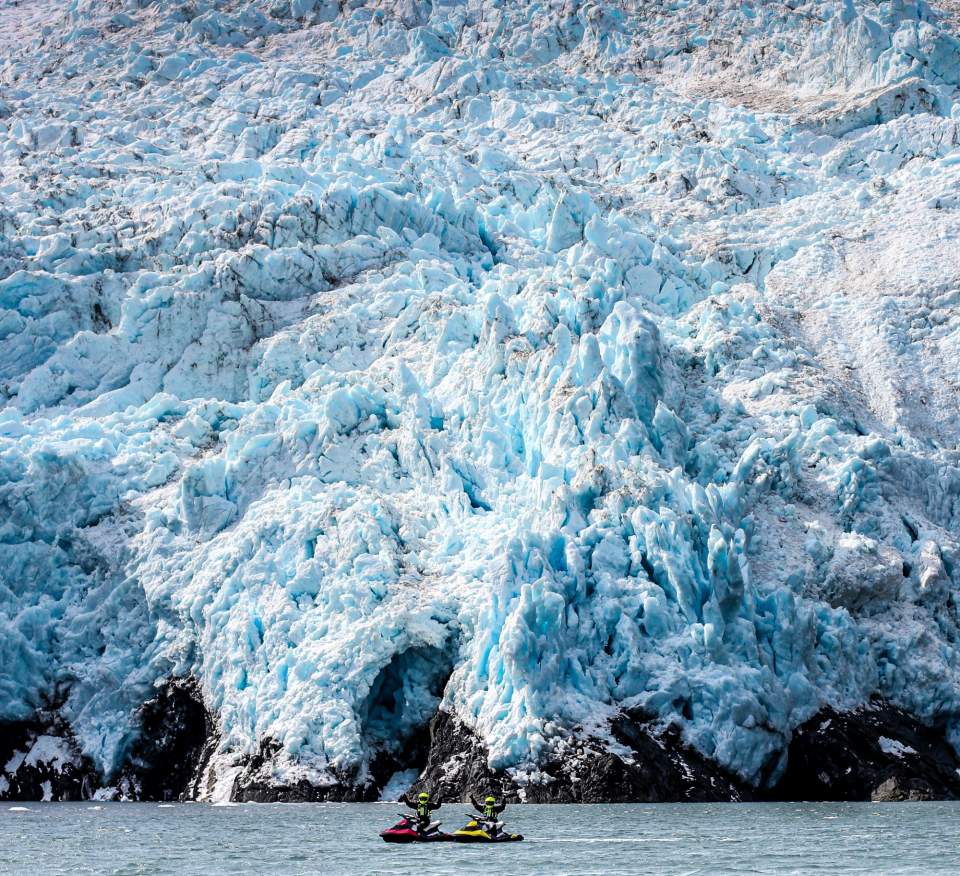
<box><xmin>485</xmin><ymin>795</ymin><xmax>496</xmax><ymax>804</ymax></box>
<box><xmin>418</xmin><ymin>792</ymin><xmax>430</xmax><ymax>802</ymax></box>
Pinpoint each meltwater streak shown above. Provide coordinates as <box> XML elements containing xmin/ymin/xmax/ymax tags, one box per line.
<box><xmin>3</xmin><ymin>802</ymin><xmax>960</xmax><ymax>876</ymax></box>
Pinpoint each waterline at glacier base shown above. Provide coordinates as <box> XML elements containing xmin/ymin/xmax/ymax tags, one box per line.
<box><xmin>2</xmin><ymin>0</ymin><xmax>960</xmax><ymax>817</ymax></box>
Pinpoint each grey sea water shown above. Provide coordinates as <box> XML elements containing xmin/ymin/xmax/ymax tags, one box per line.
<box><xmin>2</xmin><ymin>801</ymin><xmax>958</xmax><ymax>875</ymax></box>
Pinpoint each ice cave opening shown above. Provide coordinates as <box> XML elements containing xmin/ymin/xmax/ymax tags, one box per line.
<box><xmin>359</xmin><ymin>645</ymin><xmax>455</xmax><ymax>795</ymax></box>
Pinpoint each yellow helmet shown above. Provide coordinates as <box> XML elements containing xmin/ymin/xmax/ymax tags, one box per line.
<box><xmin>418</xmin><ymin>792</ymin><xmax>430</xmax><ymax>801</ymax></box>
<box><xmin>485</xmin><ymin>795</ymin><xmax>496</xmax><ymax>804</ymax></box>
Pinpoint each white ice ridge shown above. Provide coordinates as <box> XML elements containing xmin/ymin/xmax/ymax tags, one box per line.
<box><xmin>1</xmin><ymin>0</ymin><xmax>959</xmax><ymax>792</ymax></box>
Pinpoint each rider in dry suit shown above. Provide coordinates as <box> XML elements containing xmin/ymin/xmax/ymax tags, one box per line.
<box><xmin>398</xmin><ymin>791</ymin><xmax>441</xmax><ymax>832</ymax></box>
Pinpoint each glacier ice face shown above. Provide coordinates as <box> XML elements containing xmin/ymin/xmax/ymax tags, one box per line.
<box><xmin>1</xmin><ymin>0</ymin><xmax>960</xmax><ymax>796</ymax></box>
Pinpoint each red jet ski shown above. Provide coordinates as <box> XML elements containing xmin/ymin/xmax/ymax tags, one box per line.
<box><xmin>380</xmin><ymin>814</ymin><xmax>454</xmax><ymax>843</ymax></box>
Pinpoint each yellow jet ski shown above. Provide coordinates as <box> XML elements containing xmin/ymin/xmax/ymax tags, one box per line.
<box><xmin>452</xmin><ymin>818</ymin><xmax>523</xmax><ymax>843</ymax></box>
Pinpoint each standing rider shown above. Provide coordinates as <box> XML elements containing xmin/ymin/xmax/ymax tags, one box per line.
<box><xmin>398</xmin><ymin>790</ymin><xmax>441</xmax><ymax>833</ymax></box>
<box><xmin>470</xmin><ymin>792</ymin><xmax>506</xmax><ymax>835</ymax></box>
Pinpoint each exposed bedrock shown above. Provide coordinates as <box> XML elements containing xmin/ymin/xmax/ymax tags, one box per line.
<box><xmin>238</xmin><ymin>702</ymin><xmax>959</xmax><ymax>804</ymax></box>
<box><xmin>116</xmin><ymin>678</ymin><xmax>213</xmax><ymax>802</ymax></box>
<box><xmin>223</xmin><ymin>706</ymin><xmax>749</xmax><ymax>804</ymax></box>
<box><xmin>766</xmin><ymin>702</ymin><xmax>960</xmax><ymax>803</ymax></box>
<box><xmin>6</xmin><ymin>697</ymin><xmax>960</xmax><ymax>803</ymax></box>
<box><xmin>0</xmin><ymin>678</ymin><xmax>212</xmax><ymax>802</ymax></box>
<box><xmin>411</xmin><ymin>708</ymin><xmax>751</xmax><ymax>803</ymax></box>
<box><xmin>221</xmin><ymin>700</ymin><xmax>960</xmax><ymax>804</ymax></box>
<box><xmin>229</xmin><ymin>738</ymin><xmax>372</xmax><ymax>803</ymax></box>
<box><xmin>0</xmin><ymin>718</ymin><xmax>97</xmax><ymax>802</ymax></box>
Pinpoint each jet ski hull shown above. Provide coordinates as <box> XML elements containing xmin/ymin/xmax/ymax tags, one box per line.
<box><xmin>452</xmin><ymin>820</ymin><xmax>524</xmax><ymax>842</ymax></box>
<box><xmin>380</xmin><ymin>816</ymin><xmax>453</xmax><ymax>843</ymax></box>
<box><xmin>380</xmin><ymin>828</ymin><xmax>453</xmax><ymax>843</ymax></box>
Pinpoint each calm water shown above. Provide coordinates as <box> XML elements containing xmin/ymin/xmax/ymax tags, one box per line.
<box><xmin>2</xmin><ymin>801</ymin><xmax>959</xmax><ymax>875</ymax></box>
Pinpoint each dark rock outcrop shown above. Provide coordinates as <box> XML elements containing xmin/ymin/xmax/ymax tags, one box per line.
<box><xmin>870</xmin><ymin>776</ymin><xmax>938</xmax><ymax>802</ymax></box>
<box><xmin>118</xmin><ymin>678</ymin><xmax>213</xmax><ymax>801</ymax></box>
<box><xmin>232</xmin><ymin>776</ymin><xmax>369</xmax><ymax>803</ymax></box>
<box><xmin>410</xmin><ymin>708</ymin><xmax>750</xmax><ymax>803</ymax></box>
<box><xmin>226</xmin><ymin>701</ymin><xmax>960</xmax><ymax>804</ymax></box>
<box><xmin>410</xmin><ymin>709</ymin><xmax>517</xmax><ymax>802</ymax></box>
<box><xmin>232</xmin><ymin>781</ymin><xmax>362</xmax><ymax>803</ymax></box>
<box><xmin>8</xmin><ymin>694</ymin><xmax>960</xmax><ymax>804</ymax></box>
<box><xmin>229</xmin><ymin>730</ymin><xmax>442</xmax><ymax>802</ymax></box>
<box><xmin>0</xmin><ymin>719</ymin><xmax>97</xmax><ymax>801</ymax></box>
<box><xmin>230</xmin><ymin>737</ymin><xmax>374</xmax><ymax>802</ymax></box>
<box><xmin>768</xmin><ymin>702</ymin><xmax>960</xmax><ymax>802</ymax></box>
<box><xmin>229</xmin><ymin>706</ymin><xmax>748</xmax><ymax>804</ymax></box>
<box><xmin>1</xmin><ymin>677</ymin><xmax>214</xmax><ymax>802</ymax></box>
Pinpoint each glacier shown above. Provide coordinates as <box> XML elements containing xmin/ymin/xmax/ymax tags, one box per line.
<box><xmin>1</xmin><ymin>0</ymin><xmax>960</xmax><ymax>803</ymax></box>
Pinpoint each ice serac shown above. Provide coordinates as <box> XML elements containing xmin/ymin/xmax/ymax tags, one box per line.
<box><xmin>1</xmin><ymin>0</ymin><xmax>960</xmax><ymax>802</ymax></box>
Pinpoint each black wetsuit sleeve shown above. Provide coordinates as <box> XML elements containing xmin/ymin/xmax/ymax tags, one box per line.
<box><xmin>430</xmin><ymin>800</ymin><xmax>441</xmax><ymax>811</ymax></box>
<box><xmin>398</xmin><ymin>793</ymin><xmax>411</xmax><ymax>808</ymax></box>
<box><xmin>470</xmin><ymin>796</ymin><xmax>483</xmax><ymax>813</ymax></box>
<box><xmin>494</xmin><ymin>801</ymin><xmax>506</xmax><ymax>814</ymax></box>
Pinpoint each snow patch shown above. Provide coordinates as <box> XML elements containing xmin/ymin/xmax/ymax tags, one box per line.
<box><xmin>24</xmin><ymin>736</ymin><xmax>78</xmax><ymax>772</ymax></box>
<box><xmin>878</xmin><ymin>737</ymin><xmax>918</xmax><ymax>758</ymax></box>
<box><xmin>4</xmin><ymin>751</ymin><xmax>26</xmax><ymax>775</ymax></box>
